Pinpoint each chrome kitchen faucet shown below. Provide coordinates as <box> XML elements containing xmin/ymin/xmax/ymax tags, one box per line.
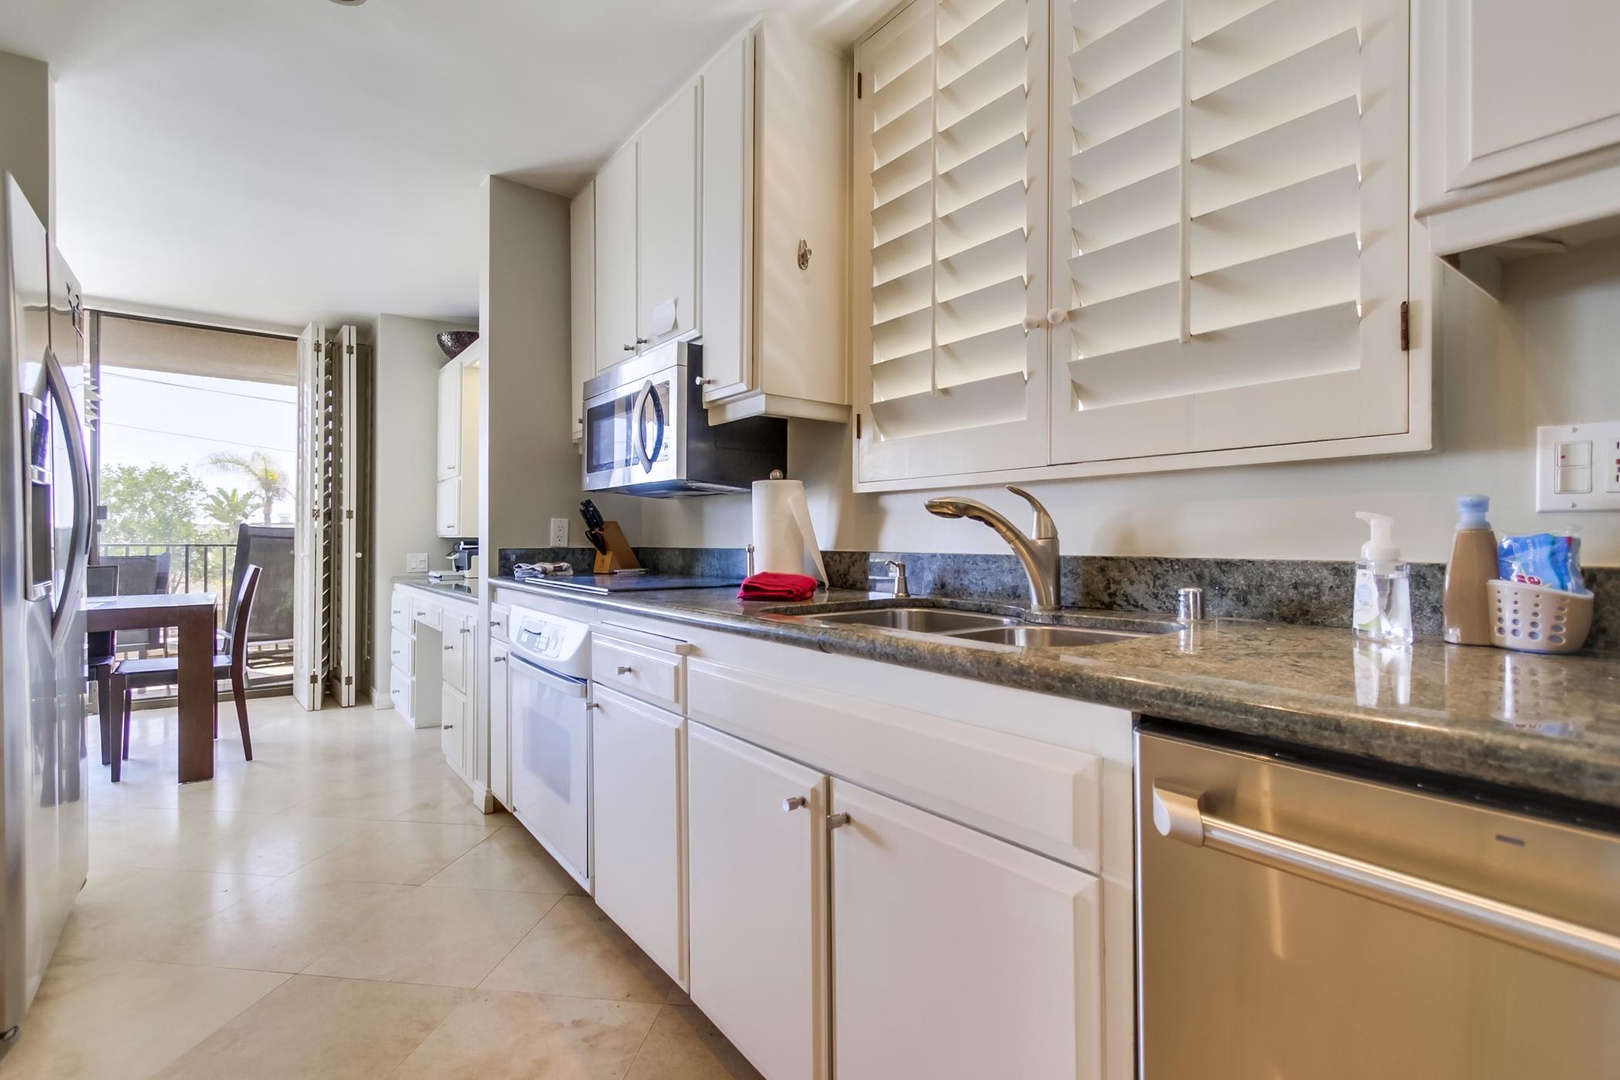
<box><xmin>925</xmin><ymin>485</ymin><xmax>1061</xmax><ymax>612</ymax></box>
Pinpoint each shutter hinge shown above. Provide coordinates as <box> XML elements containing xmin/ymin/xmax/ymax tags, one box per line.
<box><xmin>344</xmin><ymin>676</ymin><xmax>353</xmax><ymax>686</ymax></box>
<box><xmin>855</xmin><ymin>412</ymin><xmax>863</xmax><ymax>440</ymax></box>
<box><xmin>346</xmin><ymin>344</ymin><xmax>355</xmax><ymax>356</ymax></box>
<box><xmin>1399</xmin><ymin>301</ymin><xmax>1410</xmax><ymax>352</ymax></box>
<box><xmin>856</xmin><ymin>71</ymin><xmax>862</xmax><ymax>99</ymax></box>
<box><xmin>309</xmin><ymin>673</ymin><xmax>319</xmax><ymax>684</ymax></box>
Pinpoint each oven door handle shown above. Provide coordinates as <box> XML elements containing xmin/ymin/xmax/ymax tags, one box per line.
<box><xmin>509</xmin><ymin>653</ymin><xmax>589</xmax><ymax>698</ymax></box>
<box><xmin>1152</xmin><ymin>785</ymin><xmax>1620</xmax><ymax>980</ymax></box>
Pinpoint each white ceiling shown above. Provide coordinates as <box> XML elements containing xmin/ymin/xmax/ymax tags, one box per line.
<box><xmin>0</xmin><ymin>0</ymin><xmax>877</xmax><ymax>331</ymax></box>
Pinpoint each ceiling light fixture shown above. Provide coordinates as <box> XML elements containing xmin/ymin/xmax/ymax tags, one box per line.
<box><xmin>328</xmin><ymin>0</ymin><xmax>367</xmax><ymax>6</ymax></box>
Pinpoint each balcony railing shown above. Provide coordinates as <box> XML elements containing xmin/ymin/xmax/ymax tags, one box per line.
<box><xmin>94</xmin><ymin>541</ymin><xmax>291</xmax><ymax>694</ymax></box>
<box><xmin>98</xmin><ymin>542</ymin><xmax>238</xmax><ymax>615</ymax></box>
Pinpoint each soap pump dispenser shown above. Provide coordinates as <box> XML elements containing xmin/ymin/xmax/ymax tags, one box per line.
<box><xmin>1353</xmin><ymin>512</ymin><xmax>1413</xmax><ymax>646</ymax></box>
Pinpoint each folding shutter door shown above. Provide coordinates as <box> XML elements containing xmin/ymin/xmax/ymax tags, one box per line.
<box><xmin>1050</xmin><ymin>0</ymin><xmax>1410</xmax><ymax>464</ymax></box>
<box><xmin>855</xmin><ymin>0</ymin><xmax>1050</xmax><ymax>485</ymax></box>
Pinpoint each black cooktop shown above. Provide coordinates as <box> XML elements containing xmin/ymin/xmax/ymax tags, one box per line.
<box><xmin>523</xmin><ymin>573</ymin><xmax>743</xmax><ymax>595</ymax></box>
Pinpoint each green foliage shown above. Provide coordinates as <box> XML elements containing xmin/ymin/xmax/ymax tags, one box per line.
<box><xmin>203</xmin><ymin>451</ymin><xmax>291</xmax><ymax>525</ymax></box>
<box><xmin>203</xmin><ymin>487</ymin><xmax>261</xmax><ymax>529</ymax></box>
<box><xmin>99</xmin><ymin>463</ymin><xmax>207</xmax><ymax>544</ymax></box>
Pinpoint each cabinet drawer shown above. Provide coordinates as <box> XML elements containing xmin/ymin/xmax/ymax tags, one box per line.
<box><xmin>412</xmin><ymin>598</ymin><xmax>442</xmax><ymax>631</ymax></box>
<box><xmin>490</xmin><ymin>603</ymin><xmax>511</xmax><ymax>643</ymax></box>
<box><xmin>389</xmin><ymin>628</ymin><xmax>413</xmax><ymax>676</ymax></box>
<box><xmin>592</xmin><ymin>634</ymin><xmax>686</xmax><ymax>712</ymax></box>
<box><xmin>390</xmin><ymin>590</ymin><xmax>412</xmax><ymax>633</ymax></box>
<box><xmin>689</xmin><ymin>659</ymin><xmax>1102</xmax><ymax>871</ymax></box>
<box><xmin>389</xmin><ymin>667</ymin><xmax>414</xmax><ymax>722</ymax></box>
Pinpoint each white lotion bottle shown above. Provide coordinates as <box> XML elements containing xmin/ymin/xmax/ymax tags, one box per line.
<box><xmin>1353</xmin><ymin>512</ymin><xmax>1413</xmax><ymax>646</ymax></box>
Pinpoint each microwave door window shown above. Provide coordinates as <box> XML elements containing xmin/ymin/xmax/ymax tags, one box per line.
<box><xmin>585</xmin><ymin>396</ymin><xmax>637</xmax><ymax>475</ymax></box>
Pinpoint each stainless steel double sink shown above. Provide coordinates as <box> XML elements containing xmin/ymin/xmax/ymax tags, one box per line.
<box><xmin>787</xmin><ymin>605</ymin><xmax>1161</xmax><ymax>650</ymax></box>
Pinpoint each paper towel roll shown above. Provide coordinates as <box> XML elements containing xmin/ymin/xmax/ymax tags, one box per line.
<box><xmin>752</xmin><ymin>478</ymin><xmax>827</xmax><ymax>583</ymax></box>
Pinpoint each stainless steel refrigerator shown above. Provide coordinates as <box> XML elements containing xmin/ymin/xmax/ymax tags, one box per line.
<box><xmin>0</xmin><ymin>174</ymin><xmax>92</xmax><ymax>1053</ymax></box>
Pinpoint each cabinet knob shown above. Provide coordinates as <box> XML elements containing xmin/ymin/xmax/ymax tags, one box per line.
<box><xmin>623</xmin><ymin>344</ymin><xmax>636</xmax><ymax>352</ymax></box>
<box><xmin>827</xmin><ymin>813</ymin><xmax>851</xmax><ymax>830</ymax></box>
<box><xmin>782</xmin><ymin>796</ymin><xmax>807</xmax><ymax>813</ymax></box>
<box><xmin>635</xmin><ymin>337</ymin><xmax>649</xmax><ymax>345</ymax></box>
<box><xmin>695</xmin><ymin>376</ymin><xmax>714</xmax><ymax>387</ymax></box>
<box><xmin>492</xmin><ymin>655</ymin><xmax>507</xmax><ymax>663</ymax></box>
<box><xmin>444</xmin><ymin>645</ymin><xmax>455</xmax><ymax>651</ymax></box>
<box><xmin>616</xmin><ymin>665</ymin><xmax>633</xmax><ymax>675</ymax></box>
<box><xmin>443</xmin><ymin>724</ymin><xmax>454</xmax><ymax>730</ymax></box>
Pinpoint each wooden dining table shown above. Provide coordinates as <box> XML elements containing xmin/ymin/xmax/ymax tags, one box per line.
<box><xmin>84</xmin><ymin>592</ymin><xmax>219</xmax><ymax>783</ymax></box>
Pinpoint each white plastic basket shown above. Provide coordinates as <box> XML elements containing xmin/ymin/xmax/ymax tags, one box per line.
<box><xmin>1486</xmin><ymin>580</ymin><xmax>1594</xmax><ymax>654</ymax></box>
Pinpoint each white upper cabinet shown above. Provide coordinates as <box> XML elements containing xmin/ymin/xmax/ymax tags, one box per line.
<box><xmin>702</xmin><ymin>20</ymin><xmax>850</xmax><ymax>424</ymax></box>
<box><xmin>1415</xmin><ymin>0</ymin><xmax>1620</xmax><ymax>279</ymax></box>
<box><xmin>637</xmin><ymin>84</ymin><xmax>700</xmax><ymax>349</ymax></box>
<box><xmin>853</xmin><ymin>0</ymin><xmax>1050</xmax><ymax>485</ymax></box>
<box><xmin>852</xmin><ymin>0</ymin><xmax>1426</xmax><ymax>491</ymax></box>
<box><xmin>698</xmin><ymin>33</ymin><xmax>754</xmax><ymax>404</ymax></box>
<box><xmin>436</xmin><ymin>346</ymin><xmax>479</xmax><ymax>539</ymax></box>
<box><xmin>595</xmin><ymin>142</ymin><xmax>639</xmax><ymax>373</ymax></box>
<box><xmin>570</xmin><ymin>182</ymin><xmax>595</xmax><ymax>441</ymax></box>
<box><xmin>575</xmin><ymin>20</ymin><xmax>849</xmax><ymax>422</ymax></box>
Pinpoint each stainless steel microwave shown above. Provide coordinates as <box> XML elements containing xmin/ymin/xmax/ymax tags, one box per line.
<box><xmin>581</xmin><ymin>341</ymin><xmax>786</xmax><ymax>497</ymax></box>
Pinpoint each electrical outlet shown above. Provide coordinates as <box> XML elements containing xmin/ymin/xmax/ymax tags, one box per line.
<box><xmin>405</xmin><ymin>552</ymin><xmax>428</xmax><ymax>572</ymax></box>
<box><xmin>549</xmin><ymin>518</ymin><xmax>570</xmax><ymax>547</ymax></box>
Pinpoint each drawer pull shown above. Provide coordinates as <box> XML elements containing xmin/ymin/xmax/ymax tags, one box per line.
<box><xmin>827</xmin><ymin>813</ymin><xmax>851</xmax><ymax>830</ymax></box>
<box><xmin>782</xmin><ymin>796</ymin><xmax>807</xmax><ymax>813</ymax></box>
<box><xmin>616</xmin><ymin>665</ymin><xmax>633</xmax><ymax>675</ymax></box>
<box><xmin>492</xmin><ymin>655</ymin><xmax>507</xmax><ymax>664</ymax></box>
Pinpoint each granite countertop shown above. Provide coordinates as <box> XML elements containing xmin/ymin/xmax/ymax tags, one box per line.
<box><xmin>489</xmin><ymin>575</ymin><xmax>1620</xmax><ymax>814</ymax></box>
<box><xmin>393</xmin><ymin>575</ymin><xmax>478</xmax><ymax>600</ymax></box>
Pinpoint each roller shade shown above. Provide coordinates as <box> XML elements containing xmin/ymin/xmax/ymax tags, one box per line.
<box><xmin>1053</xmin><ymin>0</ymin><xmax>1409</xmax><ymax>462</ymax></box>
<box><xmin>96</xmin><ymin>313</ymin><xmax>298</xmax><ymax>386</ymax></box>
<box><xmin>856</xmin><ymin>0</ymin><xmax>1049</xmax><ymax>482</ymax></box>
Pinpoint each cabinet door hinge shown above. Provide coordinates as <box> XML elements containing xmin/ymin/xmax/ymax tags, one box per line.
<box><xmin>1399</xmin><ymin>300</ymin><xmax>1410</xmax><ymax>352</ymax></box>
<box><xmin>855</xmin><ymin>412</ymin><xmax>863</xmax><ymax>440</ymax></box>
<box><xmin>856</xmin><ymin>71</ymin><xmax>862</xmax><ymax>99</ymax></box>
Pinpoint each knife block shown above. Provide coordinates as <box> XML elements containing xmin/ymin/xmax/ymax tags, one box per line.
<box><xmin>592</xmin><ymin>522</ymin><xmax>641</xmax><ymax>574</ymax></box>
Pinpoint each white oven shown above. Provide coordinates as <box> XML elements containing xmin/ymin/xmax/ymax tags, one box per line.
<box><xmin>506</xmin><ymin>605</ymin><xmax>591</xmax><ymax>891</ymax></box>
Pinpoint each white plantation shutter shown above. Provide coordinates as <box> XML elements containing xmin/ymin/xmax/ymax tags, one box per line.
<box><xmin>1050</xmin><ymin>0</ymin><xmax>1410</xmax><ymax>464</ymax></box>
<box><xmin>855</xmin><ymin>0</ymin><xmax>1049</xmax><ymax>484</ymax></box>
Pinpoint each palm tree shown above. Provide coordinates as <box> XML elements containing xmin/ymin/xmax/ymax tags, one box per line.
<box><xmin>204</xmin><ymin>452</ymin><xmax>290</xmax><ymax>525</ymax></box>
<box><xmin>203</xmin><ymin>487</ymin><xmax>261</xmax><ymax>529</ymax></box>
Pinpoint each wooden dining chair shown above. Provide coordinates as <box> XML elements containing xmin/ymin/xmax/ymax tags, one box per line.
<box><xmin>84</xmin><ymin>564</ymin><xmax>120</xmax><ymax>770</ymax></box>
<box><xmin>108</xmin><ymin>565</ymin><xmax>261</xmax><ymax>779</ymax></box>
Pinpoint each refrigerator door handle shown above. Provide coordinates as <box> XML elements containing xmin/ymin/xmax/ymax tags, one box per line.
<box><xmin>42</xmin><ymin>346</ymin><xmax>90</xmax><ymax>649</ymax></box>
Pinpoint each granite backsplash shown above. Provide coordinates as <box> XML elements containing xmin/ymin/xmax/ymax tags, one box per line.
<box><xmin>498</xmin><ymin>547</ymin><xmax>1619</xmax><ymax>653</ymax></box>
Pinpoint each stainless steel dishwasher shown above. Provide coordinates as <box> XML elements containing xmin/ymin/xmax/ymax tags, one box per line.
<box><xmin>1137</xmin><ymin>722</ymin><xmax>1620</xmax><ymax>1079</ymax></box>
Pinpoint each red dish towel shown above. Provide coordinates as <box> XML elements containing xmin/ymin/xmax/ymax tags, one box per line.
<box><xmin>738</xmin><ymin>572</ymin><xmax>819</xmax><ymax>602</ymax></box>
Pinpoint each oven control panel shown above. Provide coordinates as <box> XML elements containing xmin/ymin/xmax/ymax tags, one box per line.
<box><xmin>507</xmin><ymin>606</ymin><xmax>591</xmax><ymax>679</ymax></box>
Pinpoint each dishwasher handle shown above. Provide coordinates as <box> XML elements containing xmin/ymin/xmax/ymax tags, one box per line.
<box><xmin>1152</xmin><ymin>785</ymin><xmax>1620</xmax><ymax>982</ymax></box>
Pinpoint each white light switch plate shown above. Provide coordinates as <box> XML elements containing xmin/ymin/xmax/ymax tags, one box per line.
<box><xmin>549</xmin><ymin>518</ymin><xmax>570</xmax><ymax>546</ymax></box>
<box><xmin>405</xmin><ymin>552</ymin><xmax>428</xmax><ymax>572</ymax></box>
<box><xmin>1536</xmin><ymin>423</ymin><xmax>1620</xmax><ymax>511</ymax></box>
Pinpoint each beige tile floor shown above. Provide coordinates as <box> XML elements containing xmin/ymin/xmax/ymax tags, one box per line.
<box><xmin>0</xmin><ymin>696</ymin><xmax>763</xmax><ymax>1080</ymax></box>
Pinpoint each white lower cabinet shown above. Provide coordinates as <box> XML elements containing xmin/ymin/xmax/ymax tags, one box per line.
<box><xmin>488</xmin><ymin>640</ymin><xmax>510</xmax><ymax>806</ymax></box>
<box><xmin>687</xmin><ymin>724</ymin><xmax>828</xmax><ymax>1080</ymax></box>
<box><xmin>440</xmin><ymin>682</ymin><xmax>465</xmax><ymax>777</ymax></box>
<box><xmin>590</xmin><ymin>684</ymin><xmax>686</xmax><ymax>985</ymax></box>
<box><xmin>829</xmin><ymin>780</ymin><xmax>1102</xmax><ymax>1080</ymax></box>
